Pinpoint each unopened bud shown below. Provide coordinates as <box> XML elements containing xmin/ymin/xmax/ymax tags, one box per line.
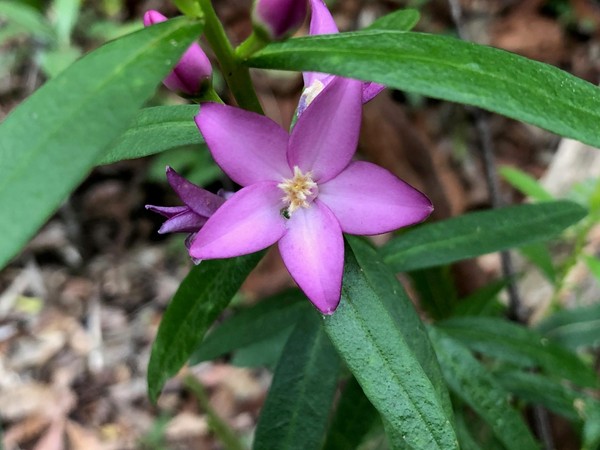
<box><xmin>143</xmin><ymin>10</ymin><xmax>212</xmax><ymax>95</ymax></box>
<box><xmin>252</xmin><ymin>0</ymin><xmax>308</xmax><ymax>40</ymax></box>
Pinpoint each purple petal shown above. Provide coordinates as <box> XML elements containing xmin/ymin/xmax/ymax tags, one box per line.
<box><xmin>253</xmin><ymin>0</ymin><xmax>308</xmax><ymax>40</ymax></box>
<box><xmin>158</xmin><ymin>210</ymin><xmax>208</xmax><ymax>234</ymax></box>
<box><xmin>303</xmin><ymin>0</ymin><xmax>339</xmax><ymax>87</ymax></box>
<box><xmin>145</xmin><ymin>205</ymin><xmax>188</xmax><ymax>219</ymax></box>
<box><xmin>278</xmin><ymin>201</ymin><xmax>343</xmax><ymax>314</ymax></box>
<box><xmin>163</xmin><ymin>44</ymin><xmax>213</xmax><ymax>95</ymax></box>
<box><xmin>195</xmin><ymin>103</ymin><xmax>291</xmax><ymax>186</ymax></box>
<box><xmin>166</xmin><ymin>167</ymin><xmax>224</xmax><ymax>217</ymax></box>
<box><xmin>189</xmin><ymin>182</ymin><xmax>287</xmax><ymax>259</ymax></box>
<box><xmin>319</xmin><ymin>161</ymin><xmax>433</xmax><ymax>235</ymax></box>
<box><xmin>143</xmin><ymin>10</ymin><xmax>167</xmax><ymax>26</ymax></box>
<box><xmin>362</xmin><ymin>82</ymin><xmax>385</xmax><ymax>103</ymax></box>
<box><xmin>288</xmin><ymin>77</ymin><xmax>362</xmax><ymax>183</ymax></box>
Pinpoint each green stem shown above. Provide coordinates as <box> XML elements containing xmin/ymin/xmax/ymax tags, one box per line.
<box><xmin>184</xmin><ymin>375</ymin><xmax>246</xmax><ymax>450</ymax></box>
<box><xmin>198</xmin><ymin>0</ymin><xmax>263</xmax><ymax>114</ymax></box>
<box><xmin>235</xmin><ymin>31</ymin><xmax>269</xmax><ymax>60</ymax></box>
<box><xmin>193</xmin><ymin>86</ymin><xmax>224</xmax><ymax>104</ymax></box>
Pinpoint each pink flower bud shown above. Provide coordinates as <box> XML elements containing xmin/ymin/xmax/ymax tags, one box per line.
<box><xmin>252</xmin><ymin>0</ymin><xmax>308</xmax><ymax>40</ymax></box>
<box><xmin>143</xmin><ymin>10</ymin><xmax>212</xmax><ymax>95</ymax></box>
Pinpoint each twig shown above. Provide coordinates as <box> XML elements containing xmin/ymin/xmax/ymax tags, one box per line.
<box><xmin>446</xmin><ymin>1</ymin><xmax>554</xmax><ymax>448</ymax></box>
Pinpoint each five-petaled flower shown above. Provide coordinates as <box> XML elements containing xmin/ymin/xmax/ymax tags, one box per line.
<box><xmin>190</xmin><ymin>77</ymin><xmax>432</xmax><ymax>314</ymax></box>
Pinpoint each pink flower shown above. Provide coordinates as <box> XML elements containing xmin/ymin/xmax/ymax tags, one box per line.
<box><xmin>146</xmin><ymin>167</ymin><xmax>225</xmax><ymax>252</ymax></box>
<box><xmin>143</xmin><ymin>10</ymin><xmax>212</xmax><ymax>95</ymax></box>
<box><xmin>190</xmin><ymin>78</ymin><xmax>432</xmax><ymax>314</ymax></box>
<box><xmin>252</xmin><ymin>0</ymin><xmax>308</xmax><ymax>40</ymax></box>
<box><xmin>298</xmin><ymin>0</ymin><xmax>385</xmax><ymax>115</ymax></box>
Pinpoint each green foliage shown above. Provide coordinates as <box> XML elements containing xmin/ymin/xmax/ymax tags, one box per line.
<box><xmin>537</xmin><ymin>303</ymin><xmax>600</xmax><ymax>350</ymax></box>
<box><xmin>0</xmin><ymin>18</ymin><xmax>203</xmax><ymax>270</ymax></box>
<box><xmin>147</xmin><ymin>251</ymin><xmax>264</xmax><ymax>402</ymax></box>
<box><xmin>324</xmin><ymin>237</ymin><xmax>457</xmax><ymax>450</ymax></box>
<box><xmin>254</xmin><ymin>313</ymin><xmax>340</xmax><ymax>450</ymax></box>
<box><xmin>189</xmin><ymin>289</ymin><xmax>310</xmax><ymax>364</ymax></box>
<box><xmin>365</xmin><ymin>9</ymin><xmax>420</xmax><ymax>31</ymax></box>
<box><xmin>499</xmin><ymin>166</ymin><xmax>554</xmax><ymax>202</ymax></box>
<box><xmin>99</xmin><ymin>105</ymin><xmax>203</xmax><ymax>165</ymax></box>
<box><xmin>323</xmin><ymin>377</ymin><xmax>380</xmax><ymax>450</ymax></box>
<box><xmin>249</xmin><ymin>31</ymin><xmax>600</xmax><ymax>147</ymax></box>
<box><xmin>381</xmin><ymin>201</ymin><xmax>587</xmax><ymax>273</ymax></box>
<box><xmin>429</xmin><ymin>328</ymin><xmax>540</xmax><ymax>450</ymax></box>
<box><xmin>438</xmin><ymin>317</ymin><xmax>598</xmax><ymax>388</ymax></box>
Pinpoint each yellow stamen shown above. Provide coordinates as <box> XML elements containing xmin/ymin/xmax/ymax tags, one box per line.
<box><xmin>277</xmin><ymin>166</ymin><xmax>318</xmax><ymax>216</ymax></box>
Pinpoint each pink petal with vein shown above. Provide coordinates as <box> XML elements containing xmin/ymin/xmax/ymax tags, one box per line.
<box><xmin>278</xmin><ymin>201</ymin><xmax>343</xmax><ymax>314</ymax></box>
<box><xmin>195</xmin><ymin>103</ymin><xmax>291</xmax><ymax>186</ymax></box>
<box><xmin>319</xmin><ymin>161</ymin><xmax>433</xmax><ymax>235</ymax></box>
<box><xmin>189</xmin><ymin>182</ymin><xmax>287</xmax><ymax>259</ymax></box>
<box><xmin>288</xmin><ymin>77</ymin><xmax>362</xmax><ymax>182</ymax></box>
<box><xmin>303</xmin><ymin>0</ymin><xmax>339</xmax><ymax>87</ymax></box>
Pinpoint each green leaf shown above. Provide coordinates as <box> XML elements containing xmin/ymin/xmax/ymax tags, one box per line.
<box><xmin>584</xmin><ymin>254</ymin><xmax>600</xmax><ymax>283</ymax></box>
<box><xmin>428</xmin><ymin>327</ymin><xmax>540</xmax><ymax>450</ymax></box>
<box><xmin>99</xmin><ymin>105</ymin><xmax>203</xmax><ymax>165</ymax></box>
<box><xmin>499</xmin><ymin>166</ymin><xmax>554</xmax><ymax>202</ymax></box>
<box><xmin>50</xmin><ymin>0</ymin><xmax>80</xmax><ymax>46</ymax></box>
<box><xmin>324</xmin><ymin>237</ymin><xmax>457</xmax><ymax>450</ymax></box>
<box><xmin>189</xmin><ymin>289</ymin><xmax>310</xmax><ymax>364</ymax></box>
<box><xmin>537</xmin><ymin>302</ymin><xmax>600</xmax><ymax>350</ymax></box>
<box><xmin>230</xmin><ymin>328</ymin><xmax>291</xmax><ymax>369</ymax></box>
<box><xmin>408</xmin><ymin>266</ymin><xmax>457</xmax><ymax>320</ymax></box>
<box><xmin>438</xmin><ymin>317</ymin><xmax>598</xmax><ymax>388</ymax></box>
<box><xmin>451</xmin><ymin>279</ymin><xmax>507</xmax><ymax>317</ymax></box>
<box><xmin>323</xmin><ymin>377</ymin><xmax>379</xmax><ymax>450</ymax></box>
<box><xmin>0</xmin><ymin>18</ymin><xmax>203</xmax><ymax>270</ymax></box>
<box><xmin>365</xmin><ymin>9</ymin><xmax>420</xmax><ymax>32</ymax></box>
<box><xmin>0</xmin><ymin>0</ymin><xmax>54</xmax><ymax>40</ymax></box>
<box><xmin>381</xmin><ymin>201</ymin><xmax>587</xmax><ymax>273</ymax></box>
<box><xmin>248</xmin><ymin>31</ymin><xmax>600</xmax><ymax>147</ymax></box>
<box><xmin>147</xmin><ymin>251</ymin><xmax>264</xmax><ymax>403</ymax></box>
<box><xmin>493</xmin><ymin>370</ymin><xmax>585</xmax><ymax>422</ymax></box>
<box><xmin>254</xmin><ymin>312</ymin><xmax>340</xmax><ymax>450</ymax></box>
<box><xmin>519</xmin><ymin>243</ymin><xmax>556</xmax><ymax>283</ymax></box>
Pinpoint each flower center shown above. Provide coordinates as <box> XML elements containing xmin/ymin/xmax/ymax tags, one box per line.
<box><xmin>277</xmin><ymin>166</ymin><xmax>318</xmax><ymax>217</ymax></box>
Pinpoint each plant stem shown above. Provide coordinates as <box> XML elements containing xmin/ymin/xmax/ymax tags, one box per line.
<box><xmin>193</xmin><ymin>86</ymin><xmax>224</xmax><ymax>104</ymax></box>
<box><xmin>184</xmin><ymin>374</ymin><xmax>246</xmax><ymax>450</ymax></box>
<box><xmin>198</xmin><ymin>0</ymin><xmax>263</xmax><ymax>114</ymax></box>
<box><xmin>235</xmin><ymin>32</ymin><xmax>269</xmax><ymax>60</ymax></box>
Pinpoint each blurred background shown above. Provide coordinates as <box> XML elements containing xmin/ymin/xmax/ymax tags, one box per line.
<box><xmin>1</xmin><ymin>0</ymin><xmax>600</xmax><ymax>448</ymax></box>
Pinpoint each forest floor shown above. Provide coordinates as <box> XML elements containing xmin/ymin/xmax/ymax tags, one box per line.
<box><xmin>1</xmin><ymin>0</ymin><xmax>600</xmax><ymax>448</ymax></box>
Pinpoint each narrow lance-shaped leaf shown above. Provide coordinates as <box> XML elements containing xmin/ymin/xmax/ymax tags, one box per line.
<box><xmin>493</xmin><ymin>369</ymin><xmax>594</xmax><ymax>422</ymax></box>
<box><xmin>365</xmin><ymin>9</ymin><xmax>420</xmax><ymax>32</ymax></box>
<box><xmin>147</xmin><ymin>251</ymin><xmax>264</xmax><ymax>402</ymax></box>
<box><xmin>254</xmin><ymin>312</ymin><xmax>340</xmax><ymax>450</ymax></box>
<box><xmin>324</xmin><ymin>237</ymin><xmax>457</xmax><ymax>450</ymax></box>
<box><xmin>189</xmin><ymin>289</ymin><xmax>310</xmax><ymax>364</ymax></box>
<box><xmin>438</xmin><ymin>317</ymin><xmax>599</xmax><ymax>388</ymax></box>
<box><xmin>248</xmin><ymin>31</ymin><xmax>600</xmax><ymax>148</ymax></box>
<box><xmin>499</xmin><ymin>166</ymin><xmax>554</xmax><ymax>202</ymax></box>
<box><xmin>99</xmin><ymin>105</ymin><xmax>203</xmax><ymax>165</ymax></box>
<box><xmin>381</xmin><ymin>201</ymin><xmax>587</xmax><ymax>273</ymax></box>
<box><xmin>0</xmin><ymin>1</ymin><xmax>54</xmax><ymax>39</ymax></box>
<box><xmin>536</xmin><ymin>302</ymin><xmax>600</xmax><ymax>350</ymax></box>
<box><xmin>0</xmin><ymin>18</ymin><xmax>203</xmax><ymax>270</ymax></box>
<box><xmin>323</xmin><ymin>377</ymin><xmax>380</xmax><ymax>450</ymax></box>
<box><xmin>428</xmin><ymin>327</ymin><xmax>540</xmax><ymax>450</ymax></box>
